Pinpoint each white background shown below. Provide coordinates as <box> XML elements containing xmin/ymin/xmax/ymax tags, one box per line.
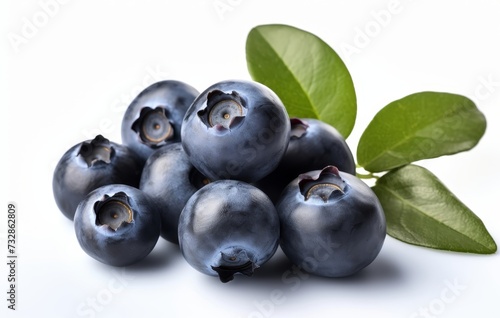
<box><xmin>2</xmin><ymin>0</ymin><xmax>500</xmax><ymax>317</ymax></box>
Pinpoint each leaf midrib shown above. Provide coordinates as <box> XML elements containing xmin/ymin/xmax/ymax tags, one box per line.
<box><xmin>376</xmin><ymin>182</ymin><xmax>490</xmax><ymax>251</ymax></box>
<box><xmin>362</xmin><ymin>100</ymin><xmax>472</xmax><ymax>169</ymax></box>
<box><xmin>255</xmin><ymin>29</ymin><xmax>320</xmax><ymax>119</ymax></box>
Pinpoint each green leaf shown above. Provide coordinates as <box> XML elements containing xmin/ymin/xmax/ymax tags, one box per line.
<box><xmin>357</xmin><ymin>92</ymin><xmax>486</xmax><ymax>172</ymax></box>
<box><xmin>372</xmin><ymin>164</ymin><xmax>497</xmax><ymax>254</ymax></box>
<box><xmin>246</xmin><ymin>24</ymin><xmax>356</xmax><ymax>138</ymax></box>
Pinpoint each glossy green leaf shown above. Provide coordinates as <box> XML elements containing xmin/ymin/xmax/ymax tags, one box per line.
<box><xmin>372</xmin><ymin>164</ymin><xmax>497</xmax><ymax>254</ymax></box>
<box><xmin>246</xmin><ymin>24</ymin><xmax>356</xmax><ymax>138</ymax></box>
<box><xmin>357</xmin><ymin>92</ymin><xmax>486</xmax><ymax>172</ymax></box>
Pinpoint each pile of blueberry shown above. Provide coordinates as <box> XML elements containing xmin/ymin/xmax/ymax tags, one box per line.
<box><xmin>53</xmin><ymin>79</ymin><xmax>386</xmax><ymax>282</ymax></box>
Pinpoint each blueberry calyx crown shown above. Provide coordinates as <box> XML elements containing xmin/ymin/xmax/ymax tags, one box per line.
<box><xmin>290</xmin><ymin>118</ymin><xmax>309</xmax><ymax>139</ymax></box>
<box><xmin>211</xmin><ymin>248</ymin><xmax>258</xmax><ymax>283</ymax></box>
<box><xmin>78</xmin><ymin>135</ymin><xmax>114</xmax><ymax>168</ymax></box>
<box><xmin>198</xmin><ymin>90</ymin><xmax>247</xmax><ymax>131</ymax></box>
<box><xmin>298</xmin><ymin>166</ymin><xmax>347</xmax><ymax>203</ymax></box>
<box><xmin>94</xmin><ymin>192</ymin><xmax>133</xmax><ymax>231</ymax></box>
<box><xmin>131</xmin><ymin>106</ymin><xmax>173</xmax><ymax>147</ymax></box>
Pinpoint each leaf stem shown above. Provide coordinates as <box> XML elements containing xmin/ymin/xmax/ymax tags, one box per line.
<box><xmin>356</xmin><ymin>171</ymin><xmax>380</xmax><ymax>180</ymax></box>
<box><xmin>356</xmin><ymin>164</ymin><xmax>380</xmax><ymax>180</ymax></box>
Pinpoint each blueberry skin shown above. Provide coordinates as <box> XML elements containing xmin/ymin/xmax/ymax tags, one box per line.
<box><xmin>178</xmin><ymin>180</ymin><xmax>280</xmax><ymax>282</ymax></box>
<box><xmin>74</xmin><ymin>184</ymin><xmax>161</xmax><ymax>267</ymax></box>
<box><xmin>53</xmin><ymin>135</ymin><xmax>143</xmax><ymax>220</ymax></box>
<box><xmin>181</xmin><ymin>80</ymin><xmax>290</xmax><ymax>183</ymax></box>
<box><xmin>140</xmin><ymin>142</ymin><xmax>210</xmax><ymax>244</ymax></box>
<box><xmin>276</xmin><ymin>166</ymin><xmax>386</xmax><ymax>277</ymax></box>
<box><xmin>121</xmin><ymin>80</ymin><xmax>199</xmax><ymax>163</ymax></box>
<box><xmin>283</xmin><ymin>118</ymin><xmax>355</xmax><ymax>175</ymax></box>
<box><xmin>256</xmin><ymin>118</ymin><xmax>356</xmax><ymax>203</ymax></box>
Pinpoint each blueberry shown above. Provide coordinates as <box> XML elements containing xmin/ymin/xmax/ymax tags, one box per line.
<box><xmin>276</xmin><ymin>166</ymin><xmax>386</xmax><ymax>277</ymax></box>
<box><xmin>178</xmin><ymin>180</ymin><xmax>280</xmax><ymax>282</ymax></box>
<box><xmin>53</xmin><ymin>135</ymin><xmax>143</xmax><ymax>220</ymax></box>
<box><xmin>256</xmin><ymin>118</ymin><xmax>356</xmax><ymax>202</ymax></box>
<box><xmin>74</xmin><ymin>184</ymin><xmax>161</xmax><ymax>267</ymax></box>
<box><xmin>181</xmin><ymin>80</ymin><xmax>290</xmax><ymax>183</ymax></box>
<box><xmin>121</xmin><ymin>80</ymin><xmax>199</xmax><ymax>163</ymax></box>
<box><xmin>139</xmin><ymin>142</ymin><xmax>210</xmax><ymax>244</ymax></box>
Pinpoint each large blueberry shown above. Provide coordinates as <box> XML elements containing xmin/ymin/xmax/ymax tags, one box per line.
<box><xmin>121</xmin><ymin>80</ymin><xmax>199</xmax><ymax>163</ymax></box>
<box><xmin>140</xmin><ymin>142</ymin><xmax>210</xmax><ymax>244</ymax></box>
<box><xmin>74</xmin><ymin>184</ymin><xmax>161</xmax><ymax>267</ymax></box>
<box><xmin>178</xmin><ymin>180</ymin><xmax>280</xmax><ymax>282</ymax></box>
<box><xmin>181</xmin><ymin>80</ymin><xmax>290</xmax><ymax>183</ymax></box>
<box><xmin>256</xmin><ymin>118</ymin><xmax>356</xmax><ymax>203</ymax></box>
<box><xmin>53</xmin><ymin>135</ymin><xmax>143</xmax><ymax>220</ymax></box>
<box><xmin>276</xmin><ymin>166</ymin><xmax>386</xmax><ymax>277</ymax></box>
